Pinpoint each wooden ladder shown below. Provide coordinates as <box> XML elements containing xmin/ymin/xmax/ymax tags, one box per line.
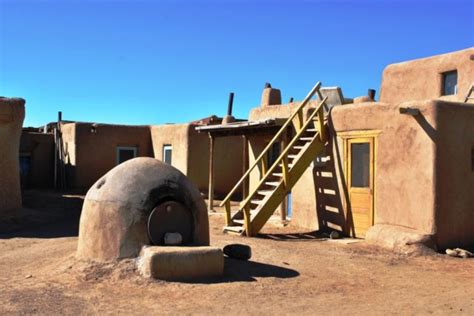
<box><xmin>220</xmin><ymin>82</ymin><xmax>328</xmax><ymax>236</ymax></box>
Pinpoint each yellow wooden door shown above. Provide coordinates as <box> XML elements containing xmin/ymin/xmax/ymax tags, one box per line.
<box><xmin>347</xmin><ymin>138</ymin><xmax>374</xmax><ymax>238</ymax></box>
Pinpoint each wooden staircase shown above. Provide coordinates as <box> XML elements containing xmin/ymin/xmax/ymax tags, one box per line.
<box><xmin>220</xmin><ymin>82</ymin><xmax>329</xmax><ymax>236</ymax></box>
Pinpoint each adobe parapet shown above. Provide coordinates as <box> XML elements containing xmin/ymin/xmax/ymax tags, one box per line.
<box><xmin>0</xmin><ymin>97</ymin><xmax>26</xmax><ymax>215</ymax></box>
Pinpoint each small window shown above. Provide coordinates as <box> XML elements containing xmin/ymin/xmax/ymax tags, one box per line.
<box><xmin>442</xmin><ymin>70</ymin><xmax>457</xmax><ymax>96</ymax></box>
<box><xmin>116</xmin><ymin>146</ymin><xmax>137</xmax><ymax>165</ymax></box>
<box><xmin>351</xmin><ymin>143</ymin><xmax>370</xmax><ymax>188</ymax></box>
<box><xmin>163</xmin><ymin>145</ymin><xmax>172</xmax><ymax>165</ymax></box>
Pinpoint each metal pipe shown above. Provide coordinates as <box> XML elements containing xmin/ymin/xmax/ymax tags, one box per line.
<box><xmin>368</xmin><ymin>89</ymin><xmax>376</xmax><ymax>101</ymax></box>
<box><xmin>227</xmin><ymin>92</ymin><xmax>234</xmax><ymax>116</ymax></box>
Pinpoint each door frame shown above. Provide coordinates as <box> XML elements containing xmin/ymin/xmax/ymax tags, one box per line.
<box><xmin>338</xmin><ymin>130</ymin><xmax>380</xmax><ymax>236</ymax></box>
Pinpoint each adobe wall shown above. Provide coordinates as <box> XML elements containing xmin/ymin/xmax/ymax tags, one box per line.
<box><xmin>328</xmin><ymin>101</ymin><xmax>438</xmax><ymax>236</ymax></box>
<box><xmin>380</xmin><ymin>47</ymin><xmax>474</xmax><ymax>104</ymax></box>
<box><xmin>151</xmin><ymin>124</ymin><xmax>244</xmax><ymax>198</ymax></box>
<box><xmin>63</xmin><ymin>123</ymin><xmax>153</xmax><ymax>189</ymax></box>
<box><xmin>19</xmin><ymin>132</ymin><xmax>54</xmax><ymax>188</ymax></box>
<box><xmin>0</xmin><ymin>98</ymin><xmax>25</xmax><ymax>214</ymax></box>
<box><xmin>151</xmin><ymin>124</ymin><xmax>189</xmax><ymax>174</ymax></box>
<box><xmin>187</xmin><ymin>128</ymin><xmax>244</xmax><ymax>198</ymax></box>
<box><xmin>435</xmin><ymin>102</ymin><xmax>474</xmax><ymax>248</ymax></box>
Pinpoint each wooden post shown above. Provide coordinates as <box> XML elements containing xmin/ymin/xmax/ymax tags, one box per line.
<box><xmin>242</xmin><ymin>135</ymin><xmax>249</xmax><ymax>200</ymax></box>
<box><xmin>242</xmin><ymin>135</ymin><xmax>252</xmax><ymax>235</ymax></box>
<box><xmin>280</xmin><ymin>129</ymin><xmax>288</xmax><ymax>221</ymax></box>
<box><xmin>318</xmin><ymin>107</ymin><xmax>326</xmax><ymax>142</ymax></box>
<box><xmin>208</xmin><ymin>133</ymin><xmax>215</xmax><ymax>212</ymax></box>
<box><xmin>53</xmin><ymin>128</ymin><xmax>58</xmax><ymax>189</ymax></box>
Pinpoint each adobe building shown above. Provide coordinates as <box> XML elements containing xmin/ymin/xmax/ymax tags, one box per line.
<box><xmin>60</xmin><ymin>122</ymin><xmax>153</xmax><ymax>189</ymax></box>
<box><xmin>217</xmin><ymin>47</ymin><xmax>474</xmax><ymax>251</ymax></box>
<box><xmin>151</xmin><ymin>119</ymin><xmax>244</xmax><ymax>199</ymax></box>
<box><xmin>20</xmin><ymin>128</ymin><xmax>55</xmax><ymax>188</ymax></box>
<box><xmin>0</xmin><ymin>97</ymin><xmax>25</xmax><ymax>216</ymax></box>
<box><xmin>19</xmin><ymin>115</ymin><xmax>243</xmax><ymax>200</ymax></box>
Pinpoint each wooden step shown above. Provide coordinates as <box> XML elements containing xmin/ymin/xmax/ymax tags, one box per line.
<box><xmin>288</xmin><ymin>154</ymin><xmax>298</xmax><ymax>159</ymax></box>
<box><xmin>265</xmin><ymin>181</ymin><xmax>280</xmax><ymax>187</ymax></box>
<box><xmin>293</xmin><ymin>145</ymin><xmax>305</xmax><ymax>150</ymax></box>
<box><xmin>272</xmin><ymin>172</ymin><xmax>283</xmax><ymax>177</ymax></box>
<box><xmin>299</xmin><ymin>137</ymin><xmax>314</xmax><ymax>141</ymax></box>
<box><xmin>250</xmin><ymin>199</ymin><xmax>264</xmax><ymax>205</ymax></box>
<box><xmin>306</xmin><ymin>128</ymin><xmax>317</xmax><ymax>132</ymax></box>
<box><xmin>257</xmin><ymin>190</ymin><xmax>274</xmax><ymax>196</ymax></box>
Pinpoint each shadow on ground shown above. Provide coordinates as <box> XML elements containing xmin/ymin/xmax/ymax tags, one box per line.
<box><xmin>0</xmin><ymin>190</ymin><xmax>83</xmax><ymax>239</ymax></box>
<box><xmin>223</xmin><ymin>258</ymin><xmax>299</xmax><ymax>281</ymax></box>
<box><xmin>258</xmin><ymin>230</ymin><xmax>328</xmax><ymax>241</ymax></box>
<box><xmin>183</xmin><ymin>258</ymin><xmax>299</xmax><ymax>284</ymax></box>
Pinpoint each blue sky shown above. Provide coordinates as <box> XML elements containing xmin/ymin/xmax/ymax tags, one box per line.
<box><xmin>0</xmin><ymin>0</ymin><xmax>473</xmax><ymax>127</ymax></box>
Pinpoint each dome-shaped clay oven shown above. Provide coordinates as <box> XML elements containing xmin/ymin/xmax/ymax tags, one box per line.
<box><xmin>76</xmin><ymin>157</ymin><xmax>209</xmax><ymax>261</ymax></box>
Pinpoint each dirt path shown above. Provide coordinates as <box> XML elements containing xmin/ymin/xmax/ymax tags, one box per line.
<box><xmin>1</xmin><ymin>199</ymin><xmax>473</xmax><ymax>314</ymax></box>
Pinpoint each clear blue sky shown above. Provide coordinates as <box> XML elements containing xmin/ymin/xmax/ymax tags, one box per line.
<box><xmin>0</xmin><ymin>0</ymin><xmax>473</xmax><ymax>127</ymax></box>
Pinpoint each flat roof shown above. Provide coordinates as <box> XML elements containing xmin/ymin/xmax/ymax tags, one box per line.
<box><xmin>195</xmin><ymin>118</ymin><xmax>286</xmax><ymax>136</ymax></box>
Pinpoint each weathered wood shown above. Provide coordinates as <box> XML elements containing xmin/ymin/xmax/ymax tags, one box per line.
<box><xmin>208</xmin><ymin>134</ymin><xmax>215</xmax><ymax>212</ymax></box>
<box><xmin>219</xmin><ymin>82</ymin><xmax>322</xmax><ymax>208</ymax></box>
<box><xmin>239</xmin><ymin>97</ymin><xmax>327</xmax><ymax>211</ymax></box>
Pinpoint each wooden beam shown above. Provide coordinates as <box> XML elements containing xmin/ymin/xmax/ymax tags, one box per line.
<box><xmin>399</xmin><ymin>107</ymin><xmax>420</xmax><ymax>116</ymax></box>
<box><xmin>208</xmin><ymin>134</ymin><xmax>215</xmax><ymax>212</ymax></box>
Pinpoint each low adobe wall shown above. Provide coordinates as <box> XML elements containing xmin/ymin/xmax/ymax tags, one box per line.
<box><xmin>0</xmin><ymin>98</ymin><xmax>25</xmax><ymax>215</ymax></box>
<box><xmin>380</xmin><ymin>47</ymin><xmax>474</xmax><ymax>104</ymax></box>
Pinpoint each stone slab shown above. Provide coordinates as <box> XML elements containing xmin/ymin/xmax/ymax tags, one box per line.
<box><xmin>138</xmin><ymin>246</ymin><xmax>224</xmax><ymax>281</ymax></box>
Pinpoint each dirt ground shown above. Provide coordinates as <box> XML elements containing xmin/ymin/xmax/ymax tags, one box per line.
<box><xmin>0</xmin><ymin>191</ymin><xmax>473</xmax><ymax>315</ymax></box>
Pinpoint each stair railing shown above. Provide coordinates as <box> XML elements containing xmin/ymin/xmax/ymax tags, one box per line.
<box><xmin>220</xmin><ymin>81</ymin><xmax>324</xmax><ymax>226</ymax></box>
<box><xmin>238</xmin><ymin>96</ymin><xmax>328</xmax><ymax>228</ymax></box>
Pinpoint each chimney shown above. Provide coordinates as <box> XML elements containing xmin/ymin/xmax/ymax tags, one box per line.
<box><xmin>261</xmin><ymin>82</ymin><xmax>282</xmax><ymax>108</ymax></box>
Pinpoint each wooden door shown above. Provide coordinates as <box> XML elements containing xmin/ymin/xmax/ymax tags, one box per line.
<box><xmin>347</xmin><ymin>138</ymin><xmax>374</xmax><ymax>237</ymax></box>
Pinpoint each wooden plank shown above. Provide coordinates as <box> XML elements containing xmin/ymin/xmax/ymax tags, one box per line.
<box><xmin>208</xmin><ymin>134</ymin><xmax>215</xmax><ymax>212</ymax></box>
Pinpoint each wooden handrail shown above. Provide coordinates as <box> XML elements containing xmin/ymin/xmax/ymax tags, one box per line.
<box><xmin>239</xmin><ymin>97</ymin><xmax>328</xmax><ymax>210</ymax></box>
<box><xmin>220</xmin><ymin>82</ymin><xmax>322</xmax><ymax>207</ymax></box>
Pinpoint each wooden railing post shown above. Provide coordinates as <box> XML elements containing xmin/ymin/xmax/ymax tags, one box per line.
<box><xmin>244</xmin><ymin>205</ymin><xmax>251</xmax><ymax>237</ymax></box>
<box><xmin>225</xmin><ymin>200</ymin><xmax>232</xmax><ymax>226</ymax></box>
<box><xmin>261</xmin><ymin>157</ymin><xmax>267</xmax><ymax>179</ymax></box>
<box><xmin>317</xmin><ymin>107</ymin><xmax>326</xmax><ymax>142</ymax></box>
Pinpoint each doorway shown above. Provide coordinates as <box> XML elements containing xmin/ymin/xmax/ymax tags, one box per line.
<box><xmin>346</xmin><ymin>137</ymin><xmax>375</xmax><ymax>237</ymax></box>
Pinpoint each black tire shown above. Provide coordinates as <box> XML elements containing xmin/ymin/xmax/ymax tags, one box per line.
<box><xmin>223</xmin><ymin>244</ymin><xmax>252</xmax><ymax>260</ymax></box>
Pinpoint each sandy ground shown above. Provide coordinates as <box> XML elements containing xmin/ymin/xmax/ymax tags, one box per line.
<box><xmin>0</xmin><ymin>192</ymin><xmax>473</xmax><ymax>315</ymax></box>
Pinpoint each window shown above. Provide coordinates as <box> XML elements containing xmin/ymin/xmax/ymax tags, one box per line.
<box><xmin>442</xmin><ymin>70</ymin><xmax>458</xmax><ymax>96</ymax></box>
<box><xmin>351</xmin><ymin>143</ymin><xmax>370</xmax><ymax>187</ymax></box>
<box><xmin>116</xmin><ymin>146</ymin><xmax>137</xmax><ymax>165</ymax></box>
<box><xmin>163</xmin><ymin>145</ymin><xmax>172</xmax><ymax>165</ymax></box>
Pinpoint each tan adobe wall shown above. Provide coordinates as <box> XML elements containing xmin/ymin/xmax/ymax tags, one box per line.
<box><xmin>151</xmin><ymin>124</ymin><xmax>244</xmax><ymax>198</ymax></box>
<box><xmin>0</xmin><ymin>98</ymin><xmax>25</xmax><ymax>214</ymax></box>
<box><xmin>435</xmin><ymin>102</ymin><xmax>474</xmax><ymax>248</ymax></box>
<box><xmin>20</xmin><ymin>132</ymin><xmax>54</xmax><ymax>188</ymax></box>
<box><xmin>151</xmin><ymin>124</ymin><xmax>190</xmax><ymax>175</ymax></box>
<box><xmin>327</xmin><ymin>101</ymin><xmax>438</xmax><ymax>236</ymax></box>
<box><xmin>63</xmin><ymin>123</ymin><xmax>153</xmax><ymax>189</ymax></box>
<box><xmin>187</xmin><ymin>128</ymin><xmax>243</xmax><ymax>198</ymax></box>
<box><xmin>380</xmin><ymin>47</ymin><xmax>474</xmax><ymax>104</ymax></box>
